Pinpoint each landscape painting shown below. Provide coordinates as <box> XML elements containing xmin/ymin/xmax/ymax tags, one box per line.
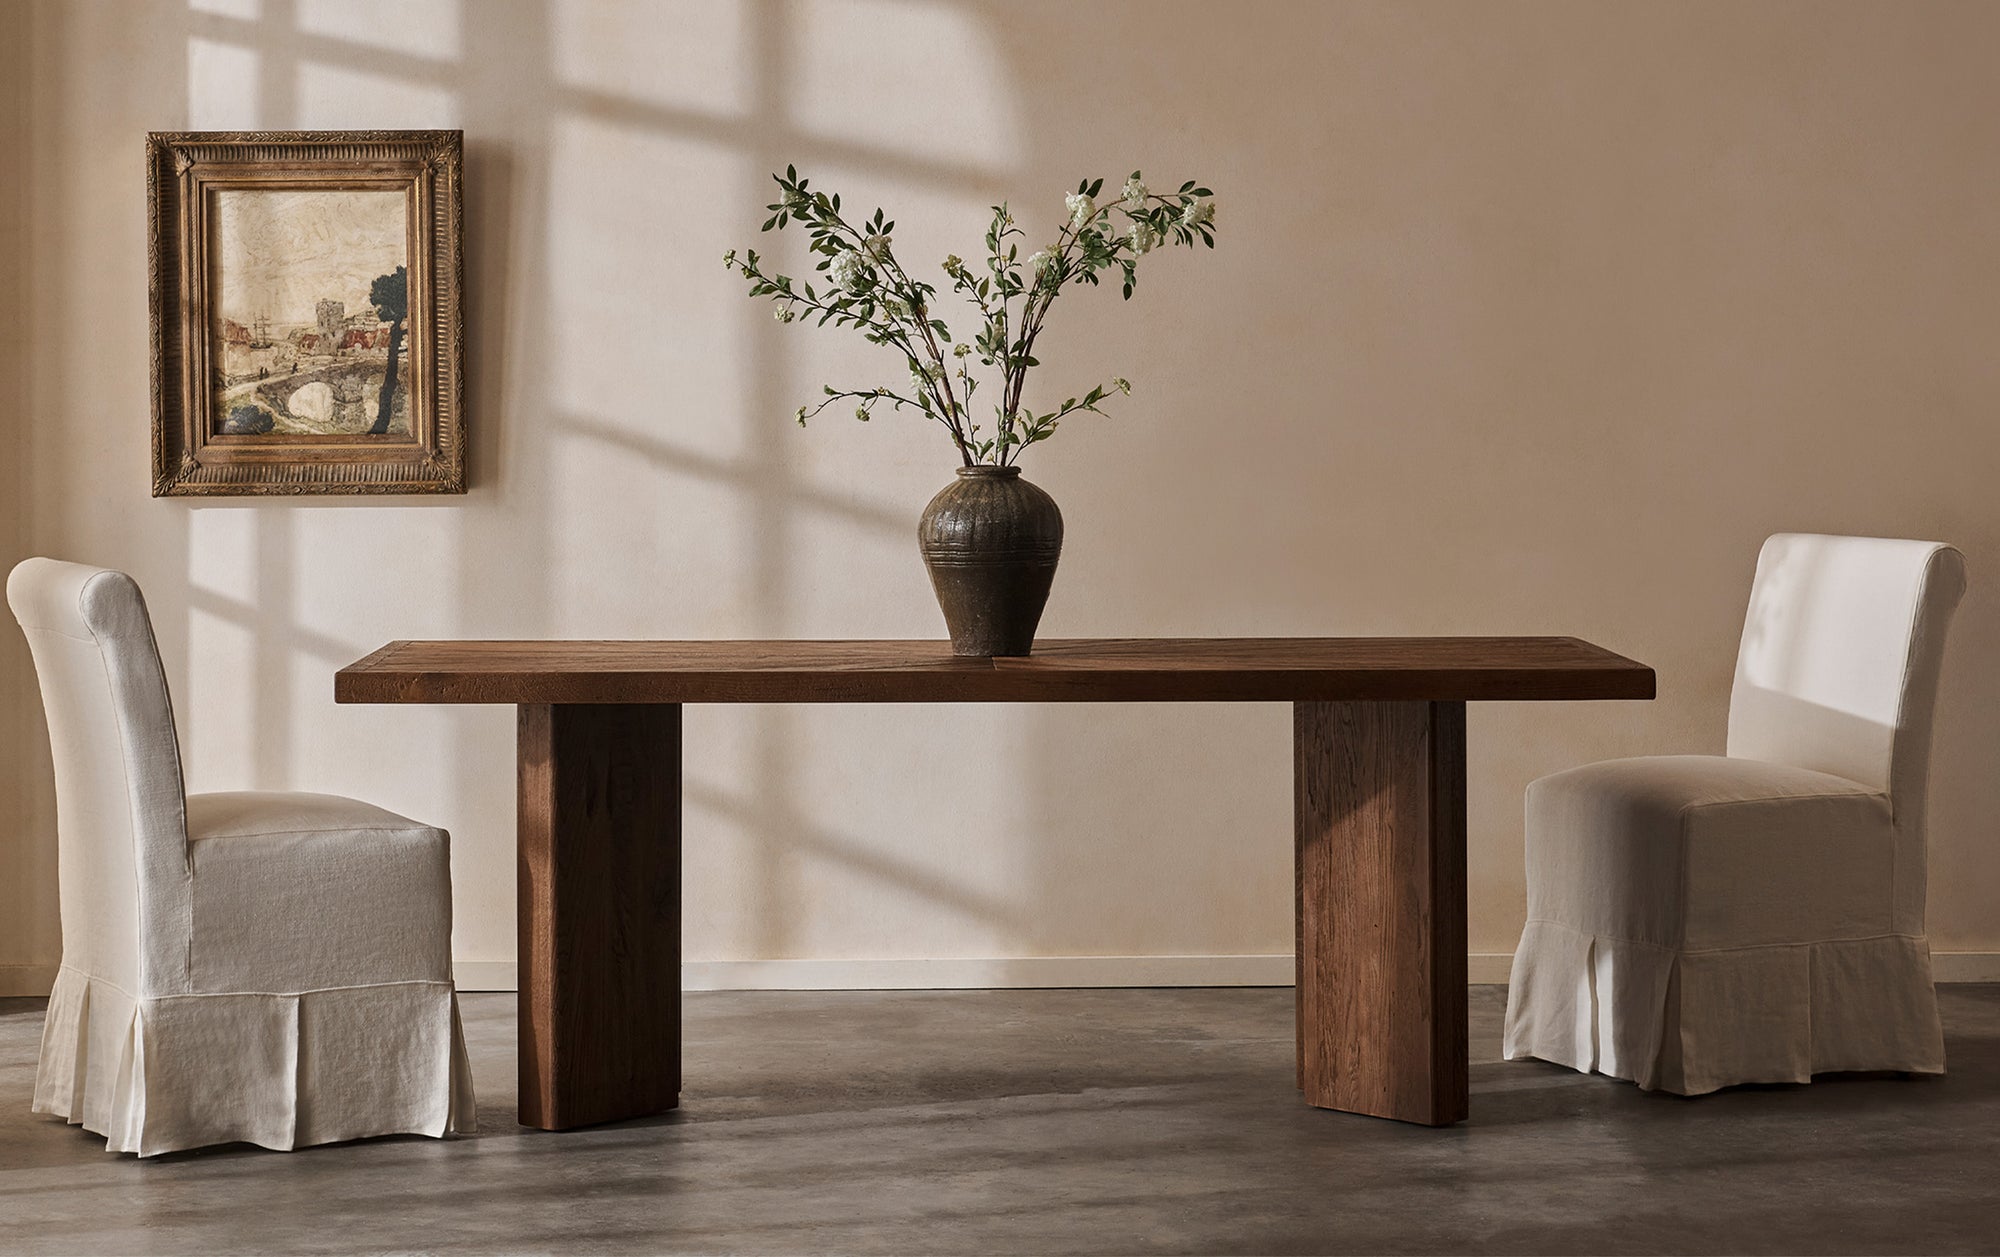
<box><xmin>210</xmin><ymin>188</ymin><xmax>412</xmax><ymax>438</ymax></box>
<box><xmin>149</xmin><ymin>130</ymin><xmax>463</xmax><ymax>495</ymax></box>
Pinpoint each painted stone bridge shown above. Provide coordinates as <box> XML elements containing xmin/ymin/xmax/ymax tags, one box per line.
<box><xmin>255</xmin><ymin>358</ymin><xmax>405</xmax><ymax>435</ymax></box>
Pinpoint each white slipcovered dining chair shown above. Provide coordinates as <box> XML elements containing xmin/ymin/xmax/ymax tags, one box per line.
<box><xmin>1504</xmin><ymin>533</ymin><xmax>1966</xmax><ymax>1095</ymax></box>
<box><xmin>9</xmin><ymin>558</ymin><xmax>475</xmax><ymax>1155</ymax></box>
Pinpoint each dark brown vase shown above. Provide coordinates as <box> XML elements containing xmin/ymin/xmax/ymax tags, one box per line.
<box><xmin>918</xmin><ymin>466</ymin><xmax>1063</xmax><ymax>657</ymax></box>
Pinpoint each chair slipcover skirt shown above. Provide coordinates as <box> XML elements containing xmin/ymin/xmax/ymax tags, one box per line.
<box><xmin>1506</xmin><ymin>921</ymin><xmax>1943</xmax><ymax>1095</ymax></box>
<box><xmin>36</xmin><ymin>967</ymin><xmax>476</xmax><ymax>1155</ymax></box>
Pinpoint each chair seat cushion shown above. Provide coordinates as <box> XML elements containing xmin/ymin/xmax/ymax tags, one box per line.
<box><xmin>1524</xmin><ymin>755</ymin><xmax>1895</xmax><ymax>950</ymax></box>
<box><xmin>187</xmin><ymin>790</ymin><xmax>438</xmax><ymax>842</ymax></box>
<box><xmin>184</xmin><ymin>791</ymin><xmax>453</xmax><ymax>994</ymax></box>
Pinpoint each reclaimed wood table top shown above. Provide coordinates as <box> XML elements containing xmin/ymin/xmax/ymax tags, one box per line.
<box><xmin>336</xmin><ymin>637</ymin><xmax>1655</xmax><ymax>705</ymax></box>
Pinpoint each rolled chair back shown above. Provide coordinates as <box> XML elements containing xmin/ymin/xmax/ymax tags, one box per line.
<box><xmin>1726</xmin><ymin>533</ymin><xmax>1967</xmax><ymax>929</ymax></box>
<box><xmin>7</xmin><ymin>559</ymin><xmax>192</xmax><ymax>994</ymax></box>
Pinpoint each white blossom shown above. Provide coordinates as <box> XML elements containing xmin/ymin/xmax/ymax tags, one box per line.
<box><xmin>953</xmin><ymin>342</ymin><xmax>972</xmax><ymax>358</ymax></box>
<box><xmin>774</xmin><ymin>305</ymin><xmax>796</xmax><ymax>323</ymax></box>
<box><xmin>864</xmin><ymin>232</ymin><xmax>894</xmax><ymax>261</ymax></box>
<box><xmin>1112</xmin><ymin>377</ymin><xmax>1132</xmax><ymax>394</ymax></box>
<box><xmin>829</xmin><ymin>249</ymin><xmax>872</xmax><ymax>292</ymax></box>
<box><xmin>1127</xmin><ymin>222</ymin><xmax>1160</xmax><ymax>255</ymax></box>
<box><xmin>1120</xmin><ymin>177</ymin><xmax>1147</xmax><ymax>211</ymax></box>
<box><xmin>1028</xmin><ymin>247</ymin><xmax>1060</xmax><ymax>284</ymax></box>
<box><xmin>1181</xmin><ymin>199</ymin><xmax>1215</xmax><ymax>228</ymax></box>
<box><xmin>1065</xmin><ymin>191</ymin><xmax>1097</xmax><ymax>229</ymax></box>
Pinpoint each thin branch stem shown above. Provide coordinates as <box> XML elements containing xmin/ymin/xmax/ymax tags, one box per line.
<box><xmin>736</xmin><ymin>171</ymin><xmax>1213</xmax><ymax>467</ymax></box>
<box><xmin>822</xmin><ymin>217</ymin><xmax>974</xmax><ymax>464</ymax></box>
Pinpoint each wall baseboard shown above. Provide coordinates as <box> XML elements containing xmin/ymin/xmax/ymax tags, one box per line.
<box><xmin>1469</xmin><ymin>953</ymin><xmax>1514</xmax><ymax>984</ymax></box>
<box><xmin>0</xmin><ymin>964</ymin><xmax>57</xmax><ymax>997</ymax></box>
<box><xmin>450</xmin><ymin>961</ymin><xmax>520</xmax><ymax>992</ymax></box>
<box><xmin>1934</xmin><ymin>953</ymin><xmax>2000</xmax><ymax>982</ymax></box>
<box><xmin>451</xmin><ymin>951</ymin><xmax>2000</xmax><ymax>992</ymax></box>
<box><xmin>7</xmin><ymin>954</ymin><xmax>1997</xmax><ymax>998</ymax></box>
<box><xmin>454</xmin><ymin>955</ymin><xmax>1296</xmax><ymax>991</ymax></box>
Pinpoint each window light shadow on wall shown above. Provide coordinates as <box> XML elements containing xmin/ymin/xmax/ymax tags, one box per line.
<box><xmin>177</xmin><ymin>0</ymin><xmax>1034</xmax><ymax>960</ymax></box>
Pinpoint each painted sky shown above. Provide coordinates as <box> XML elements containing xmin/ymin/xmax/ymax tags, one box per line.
<box><xmin>212</xmin><ymin>188</ymin><xmax>408</xmax><ymax>327</ymax></box>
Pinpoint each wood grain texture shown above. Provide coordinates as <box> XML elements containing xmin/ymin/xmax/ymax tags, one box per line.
<box><xmin>1295</xmin><ymin>700</ymin><xmax>1469</xmax><ymax>1126</ymax></box>
<box><xmin>518</xmin><ymin>703</ymin><xmax>682</xmax><ymax>1130</ymax></box>
<box><xmin>338</xmin><ymin>637</ymin><xmax>1655</xmax><ymax>705</ymax></box>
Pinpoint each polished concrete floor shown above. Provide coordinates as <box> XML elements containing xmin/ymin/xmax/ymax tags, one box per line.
<box><xmin>3</xmin><ymin>985</ymin><xmax>1999</xmax><ymax>1255</ymax></box>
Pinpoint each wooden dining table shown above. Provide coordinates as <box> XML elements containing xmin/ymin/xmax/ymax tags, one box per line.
<box><xmin>336</xmin><ymin>637</ymin><xmax>1653</xmax><ymax>1130</ymax></box>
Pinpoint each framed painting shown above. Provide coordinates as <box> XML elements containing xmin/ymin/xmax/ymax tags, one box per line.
<box><xmin>147</xmin><ymin>130</ymin><xmax>464</xmax><ymax>495</ymax></box>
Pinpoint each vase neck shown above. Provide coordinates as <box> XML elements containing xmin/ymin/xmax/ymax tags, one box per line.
<box><xmin>957</xmin><ymin>465</ymin><xmax>1021</xmax><ymax>479</ymax></box>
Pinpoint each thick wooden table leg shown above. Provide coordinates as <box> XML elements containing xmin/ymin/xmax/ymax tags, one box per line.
<box><xmin>517</xmin><ymin>703</ymin><xmax>682</xmax><ymax>1130</ymax></box>
<box><xmin>1294</xmin><ymin>700</ymin><xmax>1468</xmax><ymax>1125</ymax></box>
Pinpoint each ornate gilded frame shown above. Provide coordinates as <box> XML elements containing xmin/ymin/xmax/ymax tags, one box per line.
<box><xmin>147</xmin><ymin>130</ymin><xmax>464</xmax><ymax>496</ymax></box>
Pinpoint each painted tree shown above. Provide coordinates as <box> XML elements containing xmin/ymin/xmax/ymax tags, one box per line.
<box><xmin>367</xmin><ymin>265</ymin><xmax>409</xmax><ymax>435</ymax></box>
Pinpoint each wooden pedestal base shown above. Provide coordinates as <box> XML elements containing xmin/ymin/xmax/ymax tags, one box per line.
<box><xmin>1295</xmin><ymin>700</ymin><xmax>1469</xmax><ymax>1125</ymax></box>
<box><xmin>517</xmin><ymin>703</ymin><xmax>683</xmax><ymax>1130</ymax></box>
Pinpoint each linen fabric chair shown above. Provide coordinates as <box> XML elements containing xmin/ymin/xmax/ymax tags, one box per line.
<box><xmin>1504</xmin><ymin>534</ymin><xmax>1966</xmax><ymax>1095</ymax></box>
<box><xmin>9</xmin><ymin>558</ymin><xmax>475</xmax><ymax>1155</ymax></box>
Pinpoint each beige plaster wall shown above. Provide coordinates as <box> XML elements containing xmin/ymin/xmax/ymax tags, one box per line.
<box><xmin>1</xmin><ymin>0</ymin><xmax>48</xmax><ymax>986</ymax></box>
<box><xmin>4</xmin><ymin>0</ymin><xmax>1996</xmax><ymax>983</ymax></box>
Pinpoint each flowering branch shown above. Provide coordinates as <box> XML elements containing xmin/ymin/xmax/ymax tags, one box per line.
<box><xmin>728</xmin><ymin>166</ymin><xmax>1216</xmax><ymax>467</ymax></box>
